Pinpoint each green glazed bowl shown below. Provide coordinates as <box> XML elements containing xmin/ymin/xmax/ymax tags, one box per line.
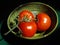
<box><xmin>6</xmin><ymin>2</ymin><xmax>58</xmax><ymax>39</ymax></box>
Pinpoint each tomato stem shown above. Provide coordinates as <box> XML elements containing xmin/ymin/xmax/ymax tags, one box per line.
<box><xmin>22</xmin><ymin>15</ymin><xmax>31</xmax><ymax>22</ymax></box>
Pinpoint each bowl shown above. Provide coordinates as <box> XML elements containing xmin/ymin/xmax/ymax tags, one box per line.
<box><xmin>6</xmin><ymin>2</ymin><xmax>58</xmax><ymax>39</ymax></box>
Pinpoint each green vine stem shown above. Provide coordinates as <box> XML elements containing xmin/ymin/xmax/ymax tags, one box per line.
<box><xmin>4</xmin><ymin>25</ymin><xmax>18</xmax><ymax>35</ymax></box>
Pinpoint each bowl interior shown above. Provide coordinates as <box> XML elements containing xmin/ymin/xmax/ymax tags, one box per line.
<box><xmin>7</xmin><ymin>2</ymin><xmax>58</xmax><ymax>39</ymax></box>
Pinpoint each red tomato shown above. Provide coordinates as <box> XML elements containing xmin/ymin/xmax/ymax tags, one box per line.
<box><xmin>18</xmin><ymin>10</ymin><xmax>34</xmax><ymax>22</ymax></box>
<box><xmin>18</xmin><ymin>21</ymin><xmax>37</xmax><ymax>37</ymax></box>
<box><xmin>37</xmin><ymin>13</ymin><xmax>51</xmax><ymax>31</ymax></box>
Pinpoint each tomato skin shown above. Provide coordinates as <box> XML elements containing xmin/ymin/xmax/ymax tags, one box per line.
<box><xmin>37</xmin><ymin>13</ymin><xmax>51</xmax><ymax>31</ymax></box>
<box><xmin>18</xmin><ymin>10</ymin><xmax>34</xmax><ymax>21</ymax></box>
<box><xmin>18</xmin><ymin>21</ymin><xmax>37</xmax><ymax>37</ymax></box>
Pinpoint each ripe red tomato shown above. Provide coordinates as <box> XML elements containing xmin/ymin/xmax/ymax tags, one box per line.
<box><xmin>18</xmin><ymin>10</ymin><xmax>34</xmax><ymax>22</ymax></box>
<box><xmin>37</xmin><ymin>13</ymin><xmax>51</xmax><ymax>31</ymax></box>
<box><xmin>18</xmin><ymin>21</ymin><xmax>37</xmax><ymax>37</ymax></box>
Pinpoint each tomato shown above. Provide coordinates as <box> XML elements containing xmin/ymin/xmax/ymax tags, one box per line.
<box><xmin>37</xmin><ymin>13</ymin><xmax>51</xmax><ymax>31</ymax></box>
<box><xmin>18</xmin><ymin>10</ymin><xmax>34</xmax><ymax>22</ymax></box>
<box><xmin>18</xmin><ymin>21</ymin><xmax>37</xmax><ymax>37</ymax></box>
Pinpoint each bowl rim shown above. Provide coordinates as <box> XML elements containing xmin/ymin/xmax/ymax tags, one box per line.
<box><xmin>7</xmin><ymin>2</ymin><xmax>58</xmax><ymax>39</ymax></box>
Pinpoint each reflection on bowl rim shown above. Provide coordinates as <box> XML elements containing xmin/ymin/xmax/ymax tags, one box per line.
<box><xmin>7</xmin><ymin>2</ymin><xmax>58</xmax><ymax>39</ymax></box>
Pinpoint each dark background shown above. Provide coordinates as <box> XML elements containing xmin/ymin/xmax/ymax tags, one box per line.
<box><xmin>0</xmin><ymin>0</ymin><xmax>60</xmax><ymax>45</ymax></box>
